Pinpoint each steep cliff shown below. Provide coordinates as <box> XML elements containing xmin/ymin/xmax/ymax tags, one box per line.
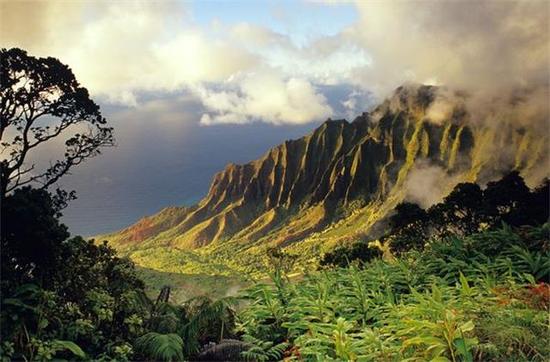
<box><xmin>100</xmin><ymin>85</ymin><xmax>548</xmax><ymax>264</ymax></box>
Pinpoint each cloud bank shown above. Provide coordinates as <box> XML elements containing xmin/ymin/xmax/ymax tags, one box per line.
<box><xmin>349</xmin><ymin>1</ymin><xmax>549</xmax><ymax>94</ymax></box>
<box><xmin>1</xmin><ymin>1</ymin><xmax>370</xmax><ymax>124</ymax></box>
<box><xmin>198</xmin><ymin>73</ymin><xmax>332</xmax><ymax>125</ymax></box>
<box><xmin>1</xmin><ymin>1</ymin><xmax>548</xmax><ymax>125</ymax></box>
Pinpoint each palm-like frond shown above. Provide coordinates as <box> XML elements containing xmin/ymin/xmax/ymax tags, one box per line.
<box><xmin>241</xmin><ymin>334</ymin><xmax>288</xmax><ymax>362</ymax></box>
<box><xmin>182</xmin><ymin>296</ymin><xmax>237</xmax><ymax>355</ymax></box>
<box><xmin>134</xmin><ymin>332</ymin><xmax>184</xmax><ymax>362</ymax></box>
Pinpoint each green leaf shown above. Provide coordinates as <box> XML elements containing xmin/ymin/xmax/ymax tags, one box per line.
<box><xmin>51</xmin><ymin>340</ymin><xmax>86</xmax><ymax>358</ymax></box>
<box><xmin>2</xmin><ymin>298</ymin><xmax>38</xmax><ymax>313</ymax></box>
<box><xmin>38</xmin><ymin>318</ymin><xmax>49</xmax><ymax>330</ymax></box>
<box><xmin>430</xmin><ymin>357</ymin><xmax>451</xmax><ymax>362</ymax></box>
<box><xmin>453</xmin><ymin>338</ymin><xmax>473</xmax><ymax>362</ymax></box>
<box><xmin>134</xmin><ymin>332</ymin><xmax>183</xmax><ymax>361</ymax></box>
<box><xmin>458</xmin><ymin>320</ymin><xmax>475</xmax><ymax>333</ymax></box>
<box><xmin>458</xmin><ymin>272</ymin><xmax>472</xmax><ymax>296</ymax></box>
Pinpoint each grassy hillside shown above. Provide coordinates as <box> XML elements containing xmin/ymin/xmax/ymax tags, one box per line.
<box><xmin>96</xmin><ymin>85</ymin><xmax>549</xmax><ymax>298</ymax></box>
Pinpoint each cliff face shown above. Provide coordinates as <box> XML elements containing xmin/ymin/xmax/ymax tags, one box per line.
<box><xmin>101</xmin><ymin>85</ymin><xmax>548</xmax><ymax>253</ymax></box>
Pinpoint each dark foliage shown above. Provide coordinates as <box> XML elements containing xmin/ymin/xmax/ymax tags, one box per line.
<box><xmin>1</xmin><ymin>187</ymin><xmax>69</xmax><ymax>287</ymax></box>
<box><xmin>320</xmin><ymin>241</ymin><xmax>382</xmax><ymax>267</ymax></box>
<box><xmin>392</xmin><ymin>171</ymin><xmax>549</xmax><ymax>254</ymax></box>
<box><xmin>529</xmin><ymin>179</ymin><xmax>550</xmax><ymax>225</ymax></box>
<box><xmin>387</xmin><ymin>202</ymin><xmax>429</xmax><ymax>253</ymax></box>
<box><xmin>483</xmin><ymin>171</ymin><xmax>532</xmax><ymax>226</ymax></box>
<box><xmin>428</xmin><ymin>182</ymin><xmax>485</xmax><ymax>237</ymax></box>
<box><xmin>1</xmin><ymin>186</ymin><xmax>238</xmax><ymax>361</ymax></box>
<box><xmin>0</xmin><ymin>48</ymin><xmax>114</xmax><ymax>196</ymax></box>
<box><xmin>0</xmin><ymin>188</ymin><xmax>149</xmax><ymax>360</ymax></box>
<box><xmin>323</xmin><ymin>172</ymin><xmax>549</xmax><ymax>264</ymax></box>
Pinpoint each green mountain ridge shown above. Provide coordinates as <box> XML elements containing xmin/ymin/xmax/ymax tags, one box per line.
<box><xmin>98</xmin><ymin>84</ymin><xmax>548</xmax><ymax>276</ymax></box>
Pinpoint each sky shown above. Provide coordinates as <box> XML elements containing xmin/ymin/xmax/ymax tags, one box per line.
<box><xmin>1</xmin><ymin>0</ymin><xmax>548</xmax><ymax>235</ymax></box>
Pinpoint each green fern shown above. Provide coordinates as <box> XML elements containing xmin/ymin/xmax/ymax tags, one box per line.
<box><xmin>241</xmin><ymin>334</ymin><xmax>288</xmax><ymax>362</ymax></box>
<box><xmin>237</xmin><ymin>224</ymin><xmax>550</xmax><ymax>362</ymax></box>
<box><xmin>52</xmin><ymin>340</ymin><xmax>86</xmax><ymax>358</ymax></box>
<box><xmin>134</xmin><ymin>332</ymin><xmax>184</xmax><ymax>362</ymax></box>
<box><xmin>182</xmin><ymin>296</ymin><xmax>237</xmax><ymax>354</ymax></box>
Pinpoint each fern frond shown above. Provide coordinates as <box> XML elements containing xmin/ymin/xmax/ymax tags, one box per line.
<box><xmin>134</xmin><ymin>332</ymin><xmax>184</xmax><ymax>361</ymax></box>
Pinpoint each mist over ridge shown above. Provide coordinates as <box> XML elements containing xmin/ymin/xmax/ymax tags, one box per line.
<box><xmin>100</xmin><ymin>83</ymin><xmax>548</xmax><ymax>268</ymax></box>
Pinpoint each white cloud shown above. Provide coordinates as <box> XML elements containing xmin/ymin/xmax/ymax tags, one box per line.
<box><xmin>197</xmin><ymin>71</ymin><xmax>332</xmax><ymax>125</ymax></box>
<box><xmin>340</xmin><ymin>89</ymin><xmax>373</xmax><ymax>121</ymax></box>
<box><xmin>58</xmin><ymin>3</ymin><xmax>259</xmax><ymax>98</ymax></box>
<box><xmin>1</xmin><ymin>1</ymin><xmax>355</xmax><ymax>124</ymax></box>
<box><xmin>424</xmin><ymin>89</ymin><xmax>457</xmax><ymax>126</ymax></box>
<box><xmin>227</xmin><ymin>23</ymin><xmax>371</xmax><ymax>86</ymax></box>
<box><xmin>264</xmin><ymin>40</ymin><xmax>371</xmax><ymax>86</ymax></box>
<box><xmin>404</xmin><ymin>162</ymin><xmax>461</xmax><ymax>208</ymax></box>
<box><xmin>152</xmin><ymin>32</ymin><xmax>259</xmax><ymax>87</ymax></box>
<box><xmin>2</xmin><ymin>1</ymin><xmax>547</xmax><ymax>125</ymax></box>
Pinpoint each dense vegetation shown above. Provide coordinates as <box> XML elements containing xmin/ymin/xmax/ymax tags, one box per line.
<box><xmin>234</xmin><ymin>173</ymin><xmax>549</xmax><ymax>362</ymax></box>
<box><xmin>1</xmin><ymin>48</ymin><xmax>548</xmax><ymax>361</ymax></box>
<box><xmin>322</xmin><ymin>171</ymin><xmax>549</xmax><ymax>267</ymax></box>
<box><xmin>0</xmin><ymin>48</ymin><xmax>235</xmax><ymax>361</ymax></box>
<box><xmin>0</xmin><ymin>187</ymin><xmax>241</xmax><ymax>361</ymax></box>
<box><xmin>239</xmin><ymin>224</ymin><xmax>549</xmax><ymax>361</ymax></box>
<box><xmin>2</xmin><ymin>174</ymin><xmax>548</xmax><ymax>361</ymax></box>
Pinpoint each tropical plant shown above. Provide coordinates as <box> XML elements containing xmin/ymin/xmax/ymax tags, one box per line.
<box><xmin>240</xmin><ymin>334</ymin><xmax>288</xmax><ymax>362</ymax></box>
<box><xmin>237</xmin><ymin>224</ymin><xmax>550</xmax><ymax>362</ymax></box>
<box><xmin>134</xmin><ymin>332</ymin><xmax>184</xmax><ymax>362</ymax></box>
<box><xmin>182</xmin><ymin>296</ymin><xmax>238</xmax><ymax>355</ymax></box>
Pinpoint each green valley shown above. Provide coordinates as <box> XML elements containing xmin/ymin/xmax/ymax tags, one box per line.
<box><xmin>2</xmin><ymin>11</ymin><xmax>549</xmax><ymax>358</ymax></box>
<box><xmin>98</xmin><ymin>85</ymin><xmax>549</xmax><ymax>298</ymax></box>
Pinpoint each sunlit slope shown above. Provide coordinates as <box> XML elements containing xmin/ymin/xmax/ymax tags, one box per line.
<box><xmin>99</xmin><ymin>85</ymin><xmax>548</xmax><ymax>273</ymax></box>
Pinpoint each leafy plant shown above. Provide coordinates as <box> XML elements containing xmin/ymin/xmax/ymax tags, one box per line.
<box><xmin>182</xmin><ymin>296</ymin><xmax>237</xmax><ymax>355</ymax></box>
<box><xmin>31</xmin><ymin>339</ymin><xmax>86</xmax><ymax>361</ymax></box>
<box><xmin>134</xmin><ymin>332</ymin><xmax>184</xmax><ymax>362</ymax></box>
<box><xmin>241</xmin><ymin>334</ymin><xmax>288</xmax><ymax>362</ymax></box>
<box><xmin>238</xmin><ymin>224</ymin><xmax>550</xmax><ymax>362</ymax></box>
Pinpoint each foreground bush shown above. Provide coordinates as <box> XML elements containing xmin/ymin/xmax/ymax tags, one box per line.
<box><xmin>0</xmin><ymin>188</ymin><xmax>235</xmax><ymax>361</ymax></box>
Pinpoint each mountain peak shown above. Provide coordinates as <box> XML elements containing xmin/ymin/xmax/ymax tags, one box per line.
<box><xmin>101</xmin><ymin>85</ymin><xmax>548</xmax><ymax>258</ymax></box>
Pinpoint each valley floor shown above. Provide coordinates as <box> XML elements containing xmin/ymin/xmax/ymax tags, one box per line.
<box><xmin>136</xmin><ymin>267</ymin><xmax>249</xmax><ymax>303</ymax></box>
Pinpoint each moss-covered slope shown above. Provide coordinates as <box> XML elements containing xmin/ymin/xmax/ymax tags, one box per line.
<box><xmin>99</xmin><ymin>85</ymin><xmax>548</xmax><ymax>270</ymax></box>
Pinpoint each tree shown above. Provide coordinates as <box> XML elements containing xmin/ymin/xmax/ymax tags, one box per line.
<box><xmin>1</xmin><ymin>187</ymin><xmax>69</xmax><ymax>287</ymax></box>
<box><xmin>320</xmin><ymin>241</ymin><xmax>382</xmax><ymax>267</ymax></box>
<box><xmin>390</xmin><ymin>202</ymin><xmax>428</xmax><ymax>231</ymax></box>
<box><xmin>387</xmin><ymin>202</ymin><xmax>429</xmax><ymax>253</ymax></box>
<box><xmin>528</xmin><ymin>179</ymin><xmax>549</xmax><ymax>225</ymax></box>
<box><xmin>182</xmin><ymin>296</ymin><xmax>238</xmax><ymax>356</ymax></box>
<box><xmin>1</xmin><ymin>187</ymin><xmax>150</xmax><ymax>360</ymax></box>
<box><xmin>483</xmin><ymin>171</ymin><xmax>531</xmax><ymax>227</ymax></box>
<box><xmin>428</xmin><ymin>182</ymin><xmax>485</xmax><ymax>236</ymax></box>
<box><xmin>0</xmin><ymin>48</ymin><xmax>114</xmax><ymax>197</ymax></box>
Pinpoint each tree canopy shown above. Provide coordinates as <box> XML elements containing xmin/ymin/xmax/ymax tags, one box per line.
<box><xmin>388</xmin><ymin>171</ymin><xmax>549</xmax><ymax>254</ymax></box>
<box><xmin>0</xmin><ymin>48</ymin><xmax>114</xmax><ymax>196</ymax></box>
<box><xmin>322</xmin><ymin>171</ymin><xmax>549</xmax><ymax>266</ymax></box>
